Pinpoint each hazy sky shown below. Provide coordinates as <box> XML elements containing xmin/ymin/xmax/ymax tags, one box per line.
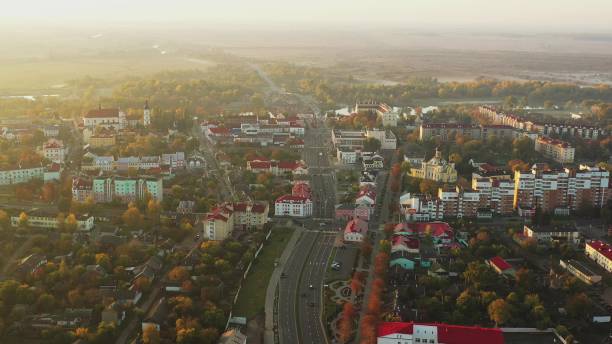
<box><xmin>2</xmin><ymin>0</ymin><xmax>612</xmax><ymax>33</ymax></box>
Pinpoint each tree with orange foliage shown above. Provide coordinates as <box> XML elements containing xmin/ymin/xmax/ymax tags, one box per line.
<box><xmin>339</xmin><ymin>302</ymin><xmax>356</xmax><ymax>343</ymax></box>
<box><xmin>360</xmin><ymin>239</ymin><xmax>373</xmax><ymax>259</ymax></box>
<box><xmin>168</xmin><ymin>266</ymin><xmax>190</xmax><ymax>282</ymax></box>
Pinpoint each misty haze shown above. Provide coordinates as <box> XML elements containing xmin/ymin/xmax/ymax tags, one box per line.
<box><xmin>0</xmin><ymin>1</ymin><xmax>610</xmax><ymax>344</ymax></box>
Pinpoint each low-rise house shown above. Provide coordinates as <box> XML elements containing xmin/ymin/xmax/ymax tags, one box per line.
<box><xmin>355</xmin><ymin>186</ymin><xmax>376</xmax><ymax>215</ymax></box>
<box><xmin>585</xmin><ymin>240</ymin><xmax>612</xmax><ymax>272</ymax></box>
<box><xmin>10</xmin><ymin>210</ymin><xmax>95</xmax><ymax>231</ymax></box>
<box><xmin>343</xmin><ymin>218</ymin><xmax>369</xmax><ymax>243</ymax></box>
<box><xmin>523</xmin><ymin>224</ymin><xmax>580</xmax><ymax>245</ymax></box>
<box><xmin>394</xmin><ymin>222</ymin><xmax>454</xmax><ymax>247</ymax></box>
<box><xmin>487</xmin><ymin>256</ymin><xmax>515</xmax><ymax>277</ymax></box>
<box><xmin>560</xmin><ymin>259</ymin><xmax>602</xmax><ymax>285</ymax></box>
<box><xmin>101</xmin><ymin>303</ymin><xmax>125</xmax><ymax>325</ymax></box>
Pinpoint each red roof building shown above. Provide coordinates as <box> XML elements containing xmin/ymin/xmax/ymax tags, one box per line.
<box><xmin>487</xmin><ymin>256</ymin><xmax>515</xmax><ymax>276</ymax></box>
<box><xmin>585</xmin><ymin>240</ymin><xmax>612</xmax><ymax>272</ymax></box>
<box><xmin>377</xmin><ymin>322</ymin><xmax>504</xmax><ymax>344</ymax></box>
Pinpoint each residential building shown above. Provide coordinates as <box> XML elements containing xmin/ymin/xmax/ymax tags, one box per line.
<box><xmin>410</xmin><ymin>148</ymin><xmax>457</xmax><ymax>183</ymax></box>
<box><xmin>523</xmin><ymin>224</ymin><xmax>580</xmax><ymax>245</ymax></box>
<box><xmin>366</xmin><ymin>128</ymin><xmax>397</xmax><ymax>149</ymax></box>
<box><xmin>399</xmin><ymin>193</ymin><xmax>443</xmax><ymax>222</ymax></box>
<box><xmin>393</xmin><ymin>222</ymin><xmax>454</xmax><ymax>247</ymax></box>
<box><xmin>559</xmin><ymin>259</ymin><xmax>602</xmax><ymax>285</ymax></box>
<box><xmin>203</xmin><ymin>204</ymin><xmax>235</xmax><ymax>241</ymax></box>
<box><xmin>479</xmin><ymin>106</ymin><xmax>608</xmax><ymax>139</ymax></box>
<box><xmin>10</xmin><ymin>210</ymin><xmax>94</xmax><ymax>231</ymax></box>
<box><xmin>343</xmin><ymin>218</ymin><xmax>369</xmax><ymax>243</ymax></box>
<box><xmin>419</xmin><ymin>123</ymin><xmax>482</xmax><ymax>141</ymax></box>
<box><xmin>91</xmin><ymin>176</ymin><xmax>163</xmax><ymax>203</ymax></box>
<box><xmin>377</xmin><ymin>322</ymin><xmax>504</xmax><ymax>344</ymax></box>
<box><xmin>42</xmin><ymin>139</ymin><xmax>66</xmax><ymax>163</ymax></box>
<box><xmin>355</xmin><ymin>186</ymin><xmax>377</xmax><ymax>215</ymax></box>
<box><xmin>472</xmin><ymin>177</ymin><xmax>516</xmax><ymax>216</ymax></box>
<box><xmin>0</xmin><ymin>164</ymin><xmax>44</xmax><ymax>185</ymax></box>
<box><xmin>232</xmin><ymin>202</ymin><xmax>269</xmax><ymax>229</ymax></box>
<box><xmin>513</xmin><ymin>164</ymin><xmax>609</xmax><ymax>214</ymax></box>
<box><xmin>585</xmin><ymin>241</ymin><xmax>612</xmax><ymax>272</ymax></box>
<box><xmin>72</xmin><ymin>176</ymin><xmax>93</xmax><ymax>202</ymax></box>
<box><xmin>335</xmin><ymin>203</ymin><xmax>370</xmax><ymax>221</ymax></box>
<box><xmin>535</xmin><ymin>136</ymin><xmax>575</xmax><ymax>163</ymax></box>
<box><xmin>437</xmin><ymin>185</ymin><xmax>479</xmax><ymax>219</ymax></box>
<box><xmin>274</xmin><ymin>195</ymin><xmax>313</xmax><ymax>217</ymax></box>
<box><xmin>43</xmin><ymin>125</ymin><xmax>60</xmax><ymax>137</ymax></box>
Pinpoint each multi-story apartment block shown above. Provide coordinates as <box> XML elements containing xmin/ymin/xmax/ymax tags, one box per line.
<box><xmin>88</xmin><ymin>176</ymin><xmax>163</xmax><ymax>203</ymax></box>
<box><xmin>535</xmin><ymin>136</ymin><xmax>575</xmax><ymax>163</ymax></box>
<box><xmin>437</xmin><ymin>186</ymin><xmax>479</xmax><ymax>219</ymax></box>
<box><xmin>232</xmin><ymin>202</ymin><xmax>269</xmax><ymax>228</ymax></box>
<box><xmin>514</xmin><ymin>165</ymin><xmax>609</xmax><ymax>214</ymax></box>
<box><xmin>203</xmin><ymin>203</ymin><xmax>235</xmax><ymax>241</ymax></box>
<box><xmin>419</xmin><ymin>123</ymin><xmax>516</xmax><ymax>141</ymax></box>
<box><xmin>479</xmin><ymin>106</ymin><xmax>608</xmax><ymax>139</ymax></box>
<box><xmin>0</xmin><ymin>164</ymin><xmax>44</xmax><ymax>185</ymax></box>
<box><xmin>472</xmin><ymin>177</ymin><xmax>515</xmax><ymax>215</ymax></box>
<box><xmin>585</xmin><ymin>241</ymin><xmax>612</xmax><ymax>272</ymax></box>
<box><xmin>410</xmin><ymin>148</ymin><xmax>458</xmax><ymax>183</ymax></box>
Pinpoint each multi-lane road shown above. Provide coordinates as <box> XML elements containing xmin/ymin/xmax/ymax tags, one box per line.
<box><xmin>303</xmin><ymin>126</ymin><xmax>336</xmax><ymax>219</ymax></box>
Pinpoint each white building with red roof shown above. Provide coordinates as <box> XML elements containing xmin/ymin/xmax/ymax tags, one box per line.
<box><xmin>377</xmin><ymin>322</ymin><xmax>504</xmax><ymax>344</ymax></box>
<box><xmin>343</xmin><ymin>218</ymin><xmax>369</xmax><ymax>243</ymax></box>
<box><xmin>232</xmin><ymin>201</ymin><xmax>269</xmax><ymax>229</ymax></box>
<box><xmin>246</xmin><ymin>157</ymin><xmax>307</xmax><ymax>176</ymax></box>
<box><xmin>203</xmin><ymin>204</ymin><xmax>234</xmax><ymax>241</ymax></box>
<box><xmin>42</xmin><ymin>139</ymin><xmax>67</xmax><ymax>164</ymax></box>
<box><xmin>585</xmin><ymin>240</ymin><xmax>612</xmax><ymax>272</ymax></box>
<box><xmin>83</xmin><ymin>107</ymin><xmax>126</xmax><ymax>130</ymax></box>
<box><xmin>355</xmin><ymin>186</ymin><xmax>377</xmax><ymax>215</ymax></box>
<box><xmin>274</xmin><ymin>195</ymin><xmax>313</xmax><ymax>218</ymax></box>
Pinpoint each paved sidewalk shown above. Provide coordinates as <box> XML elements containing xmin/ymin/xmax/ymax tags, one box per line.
<box><xmin>264</xmin><ymin>226</ymin><xmax>303</xmax><ymax>344</ymax></box>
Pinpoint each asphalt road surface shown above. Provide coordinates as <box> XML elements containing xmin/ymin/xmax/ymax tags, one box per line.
<box><xmin>303</xmin><ymin>126</ymin><xmax>336</xmax><ymax>219</ymax></box>
<box><xmin>298</xmin><ymin>232</ymin><xmax>335</xmax><ymax>344</ymax></box>
<box><xmin>278</xmin><ymin>231</ymin><xmax>318</xmax><ymax>343</ymax></box>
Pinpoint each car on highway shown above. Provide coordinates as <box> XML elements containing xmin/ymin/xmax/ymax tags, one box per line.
<box><xmin>331</xmin><ymin>261</ymin><xmax>342</xmax><ymax>271</ymax></box>
<box><xmin>309</xmin><ymin>284</ymin><xmax>314</xmax><ymax>289</ymax></box>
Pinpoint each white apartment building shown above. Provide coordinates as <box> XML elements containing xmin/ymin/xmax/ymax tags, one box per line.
<box><xmin>366</xmin><ymin>129</ymin><xmax>397</xmax><ymax>150</ymax></box>
<box><xmin>535</xmin><ymin>136</ymin><xmax>575</xmax><ymax>163</ymax></box>
<box><xmin>274</xmin><ymin>195</ymin><xmax>313</xmax><ymax>217</ymax></box>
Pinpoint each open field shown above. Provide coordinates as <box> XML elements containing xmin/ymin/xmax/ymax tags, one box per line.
<box><xmin>232</xmin><ymin>227</ymin><xmax>294</xmax><ymax>319</ymax></box>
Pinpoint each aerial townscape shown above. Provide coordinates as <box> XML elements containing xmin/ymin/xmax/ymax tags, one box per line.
<box><xmin>1</xmin><ymin>2</ymin><xmax>612</xmax><ymax>344</ymax></box>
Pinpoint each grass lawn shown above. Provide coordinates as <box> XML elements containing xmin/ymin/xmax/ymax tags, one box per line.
<box><xmin>232</xmin><ymin>227</ymin><xmax>295</xmax><ymax>319</ymax></box>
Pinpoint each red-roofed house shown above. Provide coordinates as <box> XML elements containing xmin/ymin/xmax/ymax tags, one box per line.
<box><xmin>391</xmin><ymin>236</ymin><xmax>420</xmax><ymax>254</ymax></box>
<box><xmin>487</xmin><ymin>256</ymin><xmax>516</xmax><ymax>277</ymax></box>
<box><xmin>355</xmin><ymin>186</ymin><xmax>377</xmax><ymax>215</ymax></box>
<box><xmin>586</xmin><ymin>240</ymin><xmax>612</xmax><ymax>272</ymax></box>
<box><xmin>377</xmin><ymin>321</ymin><xmax>504</xmax><ymax>344</ymax></box>
<box><xmin>394</xmin><ymin>222</ymin><xmax>454</xmax><ymax>246</ymax></box>
<box><xmin>343</xmin><ymin>218</ymin><xmax>369</xmax><ymax>243</ymax></box>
